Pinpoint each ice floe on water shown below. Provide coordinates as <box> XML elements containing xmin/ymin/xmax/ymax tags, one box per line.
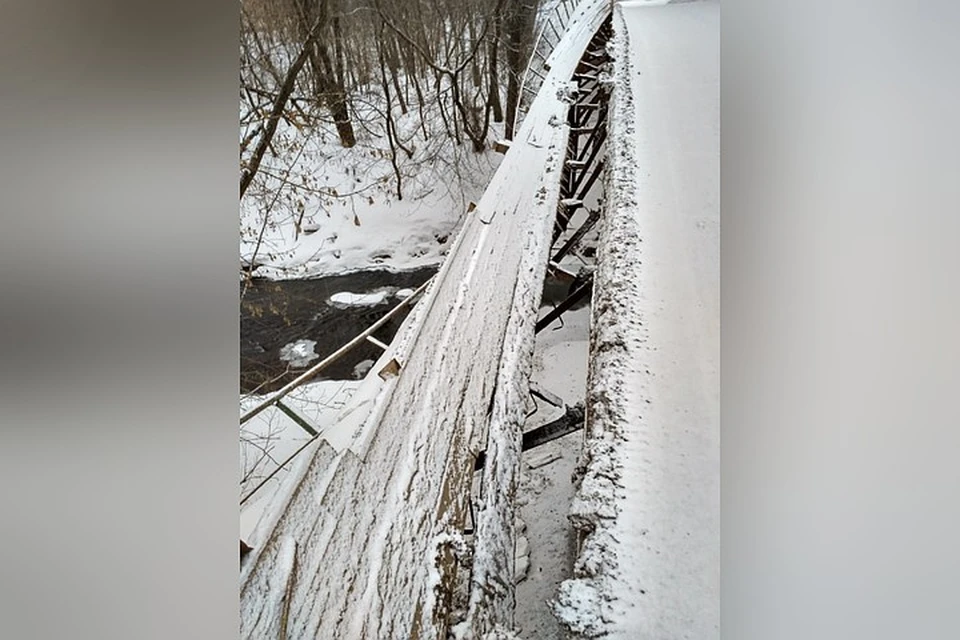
<box><xmin>352</xmin><ymin>359</ymin><xmax>375</xmax><ymax>379</ymax></box>
<box><xmin>279</xmin><ymin>339</ymin><xmax>319</xmax><ymax>368</ymax></box>
<box><xmin>328</xmin><ymin>290</ymin><xmax>390</xmax><ymax>308</ymax></box>
<box><xmin>394</xmin><ymin>288</ymin><xmax>415</xmax><ymax>300</ymax></box>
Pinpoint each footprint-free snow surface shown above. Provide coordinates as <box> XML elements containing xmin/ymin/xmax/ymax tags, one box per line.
<box><xmin>556</xmin><ymin>1</ymin><xmax>719</xmax><ymax>638</ymax></box>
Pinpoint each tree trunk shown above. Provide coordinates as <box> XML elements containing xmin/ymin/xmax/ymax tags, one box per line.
<box><xmin>385</xmin><ymin>35</ymin><xmax>408</xmax><ymax>115</ymax></box>
<box><xmin>377</xmin><ymin>27</ymin><xmax>404</xmax><ymax>200</ymax></box>
<box><xmin>296</xmin><ymin>0</ymin><xmax>357</xmax><ymax>148</ymax></box>
<box><xmin>240</xmin><ymin>15</ymin><xmax>324</xmax><ymax>198</ymax></box>
<box><xmin>504</xmin><ymin>0</ymin><xmax>538</xmax><ymax>140</ymax></box>
<box><xmin>488</xmin><ymin>0</ymin><xmax>506</xmax><ymax>123</ymax></box>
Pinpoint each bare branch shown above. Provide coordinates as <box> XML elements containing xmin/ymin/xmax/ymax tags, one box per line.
<box><xmin>240</xmin><ymin>13</ymin><xmax>325</xmax><ymax>199</ymax></box>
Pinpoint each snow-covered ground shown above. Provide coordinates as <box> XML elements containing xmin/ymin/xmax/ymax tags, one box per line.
<box><xmin>515</xmin><ymin>303</ymin><xmax>592</xmax><ymax>639</ymax></box>
<box><xmin>557</xmin><ymin>1</ymin><xmax>720</xmax><ymax>637</ymax></box>
<box><xmin>241</xmin><ymin>90</ymin><xmax>503</xmax><ymax>280</ymax></box>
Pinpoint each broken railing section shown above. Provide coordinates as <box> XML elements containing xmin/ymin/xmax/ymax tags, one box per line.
<box><xmin>536</xmin><ymin>16</ymin><xmax>610</xmax><ymax>337</ymax></box>
<box><xmin>469</xmin><ymin>12</ymin><xmax>611</xmax><ymax>495</ymax></box>
<box><xmin>460</xmin><ymin>9</ymin><xmax>612</xmax><ymax>638</ymax></box>
<box><xmin>471</xmin><ymin>11</ymin><xmax>609</xmax><ymax>628</ymax></box>
<box><xmin>532</xmin><ymin>14</ymin><xmax>610</xmax><ymax>342</ymax></box>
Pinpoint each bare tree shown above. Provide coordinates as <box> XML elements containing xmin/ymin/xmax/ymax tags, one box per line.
<box><xmin>503</xmin><ymin>0</ymin><xmax>539</xmax><ymax>140</ymax></box>
<box><xmin>239</xmin><ymin>0</ymin><xmax>545</xmax><ymax>273</ymax></box>
<box><xmin>241</xmin><ymin>12</ymin><xmax>325</xmax><ymax>199</ymax></box>
<box><xmin>292</xmin><ymin>0</ymin><xmax>357</xmax><ymax>148</ymax></box>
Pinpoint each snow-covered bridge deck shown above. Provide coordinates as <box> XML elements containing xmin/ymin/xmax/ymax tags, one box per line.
<box><xmin>240</xmin><ymin>0</ymin><xmax>719</xmax><ymax>636</ymax></box>
<box><xmin>558</xmin><ymin>1</ymin><xmax>720</xmax><ymax>637</ymax></box>
<box><xmin>239</xmin><ymin>2</ymin><xmax>612</xmax><ymax>638</ymax></box>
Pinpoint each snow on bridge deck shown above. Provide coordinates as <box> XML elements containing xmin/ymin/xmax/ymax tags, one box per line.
<box><xmin>557</xmin><ymin>0</ymin><xmax>719</xmax><ymax>638</ymax></box>
<box><xmin>239</xmin><ymin>2</ymin><xmax>611</xmax><ymax>638</ymax></box>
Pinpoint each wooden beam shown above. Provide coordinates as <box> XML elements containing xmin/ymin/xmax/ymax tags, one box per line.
<box><xmin>536</xmin><ymin>277</ymin><xmax>593</xmax><ymax>334</ymax></box>
<box><xmin>473</xmin><ymin>403</ymin><xmax>586</xmax><ymax>472</ymax></box>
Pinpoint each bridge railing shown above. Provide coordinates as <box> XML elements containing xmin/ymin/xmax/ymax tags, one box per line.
<box><xmin>513</xmin><ymin>0</ymin><xmax>586</xmax><ymax>133</ymax></box>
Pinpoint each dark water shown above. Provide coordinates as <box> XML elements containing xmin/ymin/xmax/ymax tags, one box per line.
<box><xmin>240</xmin><ymin>267</ymin><xmax>589</xmax><ymax>394</ymax></box>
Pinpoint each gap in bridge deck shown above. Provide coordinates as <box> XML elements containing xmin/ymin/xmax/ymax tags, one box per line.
<box><xmin>511</xmin><ymin>18</ymin><xmax>611</xmax><ymax>634</ymax></box>
<box><xmin>513</xmin><ymin>186</ymin><xmax>605</xmax><ymax>639</ymax></box>
<box><xmin>513</xmin><ymin>300</ymin><xmax>592</xmax><ymax>639</ymax></box>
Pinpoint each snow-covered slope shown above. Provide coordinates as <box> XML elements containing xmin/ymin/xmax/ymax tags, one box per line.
<box><xmin>240</xmin><ymin>76</ymin><xmax>501</xmax><ymax>280</ymax></box>
<box><xmin>557</xmin><ymin>1</ymin><xmax>719</xmax><ymax>637</ymax></box>
<box><xmin>239</xmin><ymin>2</ymin><xmax>612</xmax><ymax>638</ymax></box>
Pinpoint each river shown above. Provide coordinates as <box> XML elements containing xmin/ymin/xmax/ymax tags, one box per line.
<box><xmin>240</xmin><ymin>266</ymin><xmax>589</xmax><ymax>394</ymax></box>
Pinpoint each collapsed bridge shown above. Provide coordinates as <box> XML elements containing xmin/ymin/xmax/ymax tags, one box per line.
<box><xmin>240</xmin><ymin>1</ymin><xmax>718</xmax><ymax>638</ymax></box>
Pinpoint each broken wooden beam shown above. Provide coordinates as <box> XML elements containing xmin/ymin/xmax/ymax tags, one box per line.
<box><xmin>535</xmin><ymin>277</ymin><xmax>593</xmax><ymax>333</ymax></box>
<box><xmin>530</xmin><ymin>382</ymin><xmax>565</xmax><ymax>408</ymax></box>
<box><xmin>473</xmin><ymin>403</ymin><xmax>586</xmax><ymax>471</ymax></box>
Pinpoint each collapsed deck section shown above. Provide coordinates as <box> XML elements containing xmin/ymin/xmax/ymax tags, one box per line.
<box><xmin>558</xmin><ymin>1</ymin><xmax>719</xmax><ymax>638</ymax></box>
<box><xmin>239</xmin><ymin>2</ymin><xmax>612</xmax><ymax>638</ymax></box>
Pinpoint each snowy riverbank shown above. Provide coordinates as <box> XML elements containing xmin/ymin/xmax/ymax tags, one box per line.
<box><xmin>241</xmin><ymin>101</ymin><xmax>505</xmax><ymax>280</ymax></box>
